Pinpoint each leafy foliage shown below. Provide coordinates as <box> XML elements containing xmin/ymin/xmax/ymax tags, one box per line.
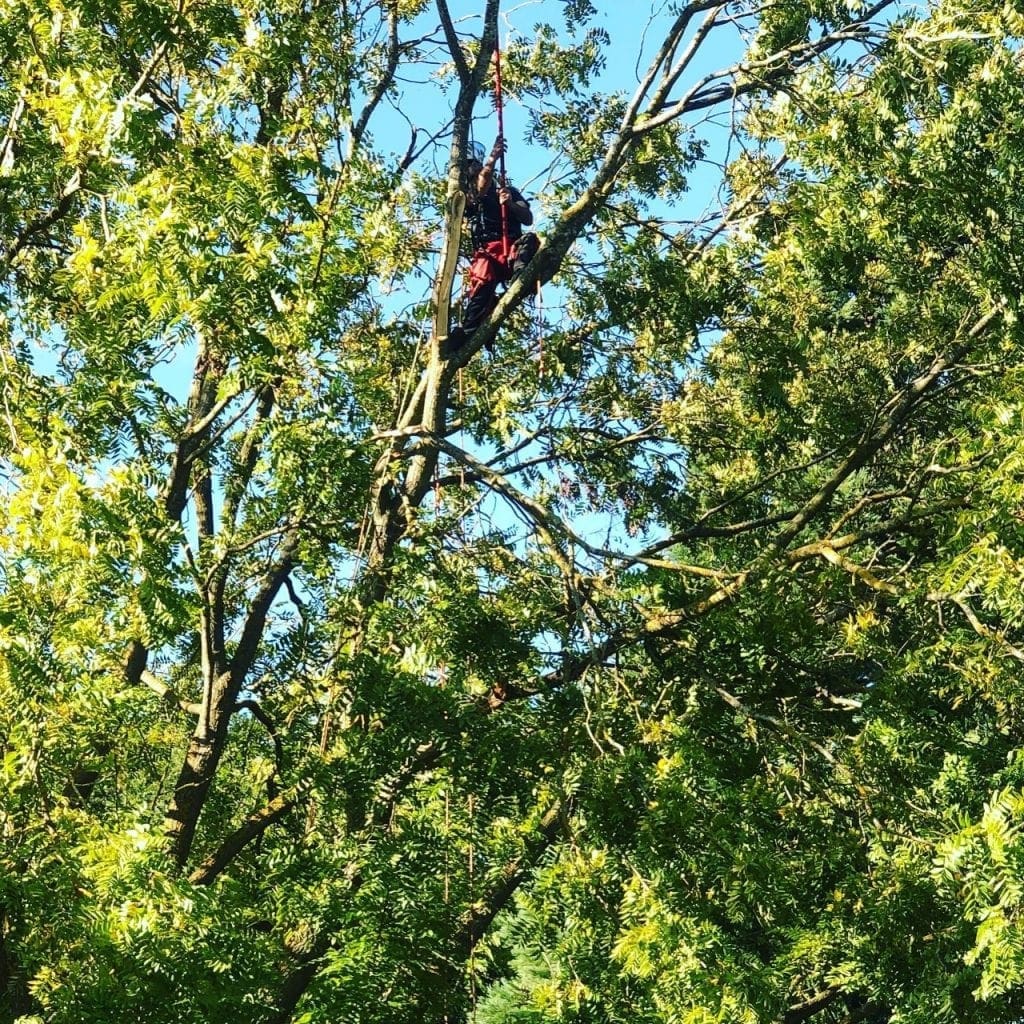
<box><xmin>4</xmin><ymin>0</ymin><xmax>1024</xmax><ymax>1022</ymax></box>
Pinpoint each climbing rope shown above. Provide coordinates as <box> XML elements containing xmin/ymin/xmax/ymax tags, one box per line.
<box><xmin>494</xmin><ymin>38</ymin><xmax>548</xmax><ymax>375</ymax></box>
<box><xmin>440</xmin><ymin>786</ymin><xmax>480</xmax><ymax>1023</ymax></box>
<box><xmin>493</xmin><ymin>42</ymin><xmax>510</xmax><ymax>261</ymax></box>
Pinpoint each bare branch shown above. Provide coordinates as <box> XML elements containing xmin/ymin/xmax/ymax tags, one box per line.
<box><xmin>3</xmin><ymin>15</ymin><xmax>183</xmax><ymax>269</ymax></box>
<box><xmin>928</xmin><ymin>592</ymin><xmax>1024</xmax><ymax>664</ymax></box>
<box><xmin>350</xmin><ymin>4</ymin><xmax>402</xmax><ymax>159</ymax></box>
<box><xmin>235</xmin><ymin>698</ymin><xmax>285</xmax><ymax>778</ymax></box>
<box><xmin>814</xmin><ymin>545</ymin><xmax>899</xmax><ymax>595</ymax></box>
<box><xmin>4</xmin><ymin>167</ymin><xmax>83</xmax><ymax>267</ymax></box>
<box><xmin>437</xmin><ymin>0</ymin><xmax>471</xmax><ymax>86</ymax></box>
<box><xmin>770</xmin><ymin>304</ymin><xmax>1002</xmax><ymax>556</ymax></box>
<box><xmin>0</xmin><ymin>92</ymin><xmax>26</xmax><ymax>175</ymax></box>
<box><xmin>784</xmin><ymin>989</ymin><xmax>842</xmax><ymax>1024</ymax></box>
<box><xmin>639</xmin><ymin>0</ymin><xmax>897</xmax><ymax>135</ymax></box>
<box><xmin>230</xmin><ymin>532</ymin><xmax>300</xmax><ymax>687</ymax></box>
<box><xmin>454</xmin><ymin>803</ymin><xmax>562</xmax><ymax>953</ymax></box>
<box><xmin>617</xmin><ymin>0</ymin><xmax>726</xmax><ymax>138</ymax></box>
<box><xmin>221</xmin><ymin>383</ymin><xmax>277</xmax><ymax>530</ymax></box>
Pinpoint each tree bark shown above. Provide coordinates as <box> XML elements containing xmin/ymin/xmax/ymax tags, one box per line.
<box><xmin>164</xmin><ymin>540</ymin><xmax>297</xmax><ymax>870</ymax></box>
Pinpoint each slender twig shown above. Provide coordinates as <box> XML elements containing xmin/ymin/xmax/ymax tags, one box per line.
<box><xmin>716</xmin><ymin>687</ymin><xmax>836</xmax><ymax>764</ymax></box>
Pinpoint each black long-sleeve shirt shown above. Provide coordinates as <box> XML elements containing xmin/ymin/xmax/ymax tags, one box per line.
<box><xmin>467</xmin><ymin>182</ymin><xmax>531</xmax><ymax>247</ymax></box>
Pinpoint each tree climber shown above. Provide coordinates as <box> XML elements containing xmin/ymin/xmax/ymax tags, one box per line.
<box><xmin>446</xmin><ymin>135</ymin><xmax>539</xmax><ymax>350</ymax></box>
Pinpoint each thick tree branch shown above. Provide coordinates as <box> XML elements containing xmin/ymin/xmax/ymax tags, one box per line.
<box><xmin>454</xmin><ymin>803</ymin><xmax>563</xmax><ymax>954</ymax></box>
<box><xmin>0</xmin><ymin>92</ymin><xmax>26</xmax><ymax>175</ymax></box>
<box><xmin>783</xmin><ymin>988</ymin><xmax>841</xmax><ymax>1024</ymax></box>
<box><xmin>363</xmin><ymin>0</ymin><xmax>499</xmax><ymax>575</ymax></box>
<box><xmin>230</xmin><ymin>534</ymin><xmax>300</xmax><ymax>687</ymax></box>
<box><xmin>928</xmin><ymin>592</ymin><xmax>1024</xmax><ymax>664</ymax></box>
<box><xmin>235</xmin><ymin>698</ymin><xmax>285</xmax><ymax>779</ymax></box>
<box><xmin>268</xmin><ymin>934</ymin><xmax>332</xmax><ymax>1024</ymax></box>
<box><xmin>617</xmin><ymin>0</ymin><xmax>725</xmax><ymax>136</ymax></box>
<box><xmin>4</xmin><ymin>167</ymin><xmax>83</xmax><ymax>267</ymax></box>
<box><xmin>770</xmin><ymin>305</ymin><xmax>1001</xmax><ymax>556</ymax></box>
<box><xmin>164</xmin><ymin>532</ymin><xmax>300</xmax><ymax>869</ymax></box>
<box><xmin>140</xmin><ymin>669</ymin><xmax>202</xmax><ymax>716</ymax></box>
<box><xmin>188</xmin><ymin>782</ymin><xmax>310</xmax><ymax>886</ymax></box>
<box><xmin>221</xmin><ymin>382</ymin><xmax>276</xmax><ymax>530</ymax></box>
<box><xmin>639</xmin><ymin>0</ymin><xmax>896</xmax><ymax>135</ymax></box>
<box><xmin>0</xmin><ymin>904</ymin><xmax>33</xmax><ymax>1020</ymax></box>
<box><xmin>368</xmin><ymin>740</ymin><xmax>443</xmax><ymax>829</ymax></box>
<box><xmin>161</xmin><ymin>339</ymin><xmax>228</xmax><ymax>522</ymax></box>
<box><xmin>717</xmin><ymin>687</ymin><xmax>836</xmax><ymax>764</ymax></box>
<box><xmin>436</xmin><ymin>0</ymin><xmax>471</xmax><ymax>87</ymax></box>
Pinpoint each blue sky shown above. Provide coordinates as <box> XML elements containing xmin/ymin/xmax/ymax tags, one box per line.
<box><xmin>389</xmin><ymin>1</ymin><xmax>744</xmax><ymax>220</ymax></box>
<box><xmin>376</xmin><ymin>2</ymin><xmax>743</xmax><ymax>553</ymax></box>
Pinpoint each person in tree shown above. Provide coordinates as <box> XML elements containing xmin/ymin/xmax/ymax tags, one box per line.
<box><xmin>447</xmin><ymin>135</ymin><xmax>539</xmax><ymax>349</ymax></box>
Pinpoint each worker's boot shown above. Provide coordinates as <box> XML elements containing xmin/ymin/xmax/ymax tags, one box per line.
<box><xmin>508</xmin><ymin>233</ymin><xmax>539</xmax><ymax>286</ymax></box>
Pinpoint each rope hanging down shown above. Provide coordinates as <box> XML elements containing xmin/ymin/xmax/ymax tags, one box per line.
<box><xmin>492</xmin><ymin>38</ymin><xmax>545</xmax><ymax>373</ymax></box>
<box><xmin>493</xmin><ymin>42</ymin><xmax>510</xmax><ymax>261</ymax></box>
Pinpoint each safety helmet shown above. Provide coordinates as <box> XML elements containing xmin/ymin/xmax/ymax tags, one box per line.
<box><xmin>467</xmin><ymin>141</ymin><xmax>485</xmax><ymax>165</ymax></box>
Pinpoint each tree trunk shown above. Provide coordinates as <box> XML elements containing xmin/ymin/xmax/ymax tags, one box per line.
<box><xmin>164</xmin><ymin>673</ymin><xmax>233</xmax><ymax>870</ymax></box>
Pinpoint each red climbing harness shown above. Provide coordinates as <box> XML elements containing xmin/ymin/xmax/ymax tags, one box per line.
<box><xmin>468</xmin><ymin>240</ymin><xmax>509</xmax><ymax>293</ymax></box>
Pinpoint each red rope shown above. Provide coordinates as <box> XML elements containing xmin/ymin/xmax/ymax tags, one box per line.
<box><xmin>493</xmin><ymin>44</ymin><xmax>510</xmax><ymax>261</ymax></box>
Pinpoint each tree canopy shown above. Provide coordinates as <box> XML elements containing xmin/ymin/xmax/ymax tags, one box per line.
<box><xmin>4</xmin><ymin>0</ymin><xmax>1024</xmax><ymax>1021</ymax></box>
